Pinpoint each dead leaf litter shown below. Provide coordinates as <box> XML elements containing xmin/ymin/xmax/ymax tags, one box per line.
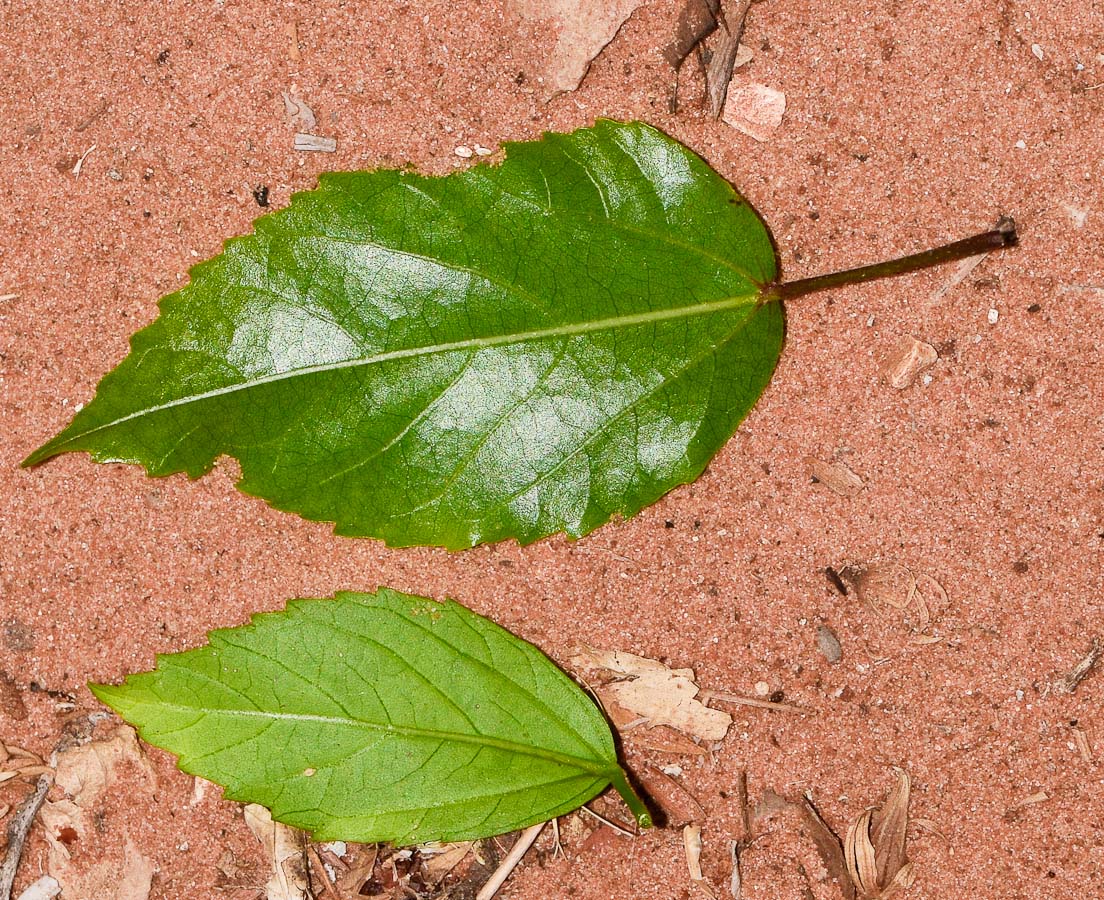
<box><xmin>571</xmin><ymin>647</ymin><xmax>732</xmax><ymax>742</ymax></box>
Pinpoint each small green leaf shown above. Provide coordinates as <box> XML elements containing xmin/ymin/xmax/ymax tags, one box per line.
<box><xmin>91</xmin><ymin>588</ymin><xmax>650</xmax><ymax>843</ymax></box>
<box><xmin>25</xmin><ymin>119</ymin><xmax>782</xmax><ymax>548</ymax></box>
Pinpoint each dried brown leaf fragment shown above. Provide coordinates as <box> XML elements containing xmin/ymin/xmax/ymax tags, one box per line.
<box><xmin>511</xmin><ymin>0</ymin><xmax>647</xmax><ymax>95</ymax></box>
<box><xmin>806</xmin><ymin>770</ymin><xmax>916</xmax><ymax>900</ymax></box>
<box><xmin>806</xmin><ymin>457</ymin><xmax>865</xmax><ymax>498</ymax></box>
<box><xmin>244</xmin><ymin>804</ymin><xmax>311</xmax><ymax>900</ymax></box>
<box><xmin>571</xmin><ymin>647</ymin><xmax>731</xmax><ymax>742</ymax></box>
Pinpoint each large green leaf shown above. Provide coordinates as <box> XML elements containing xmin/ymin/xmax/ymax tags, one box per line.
<box><xmin>91</xmin><ymin>588</ymin><xmax>649</xmax><ymax>843</ymax></box>
<box><xmin>25</xmin><ymin>119</ymin><xmax>783</xmax><ymax>548</ymax></box>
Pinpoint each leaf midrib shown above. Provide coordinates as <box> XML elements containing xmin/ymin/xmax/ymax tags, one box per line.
<box><xmin>152</xmin><ymin>700</ymin><xmax>617</xmax><ymax>778</ymax></box>
<box><xmin>33</xmin><ymin>292</ymin><xmax>764</xmax><ymax>458</ymax></box>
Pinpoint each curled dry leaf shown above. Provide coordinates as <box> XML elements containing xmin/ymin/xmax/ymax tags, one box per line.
<box><xmin>420</xmin><ymin>841</ymin><xmax>474</xmax><ymax>887</ymax></box>
<box><xmin>883</xmin><ymin>336</ymin><xmax>938</xmax><ymax>389</ymax></box>
<box><xmin>244</xmin><ymin>804</ymin><xmax>311</xmax><ymax>900</ymax></box>
<box><xmin>841</xmin><ymin>560</ymin><xmax>947</xmax><ymax>636</ymax></box>
<box><xmin>571</xmin><ymin>647</ymin><xmax>732</xmax><ymax>742</ymax></box>
<box><xmin>512</xmin><ymin>0</ymin><xmax>647</xmax><ymax>94</ymax></box>
<box><xmin>841</xmin><ymin>769</ymin><xmax>914</xmax><ymax>899</ymax></box>
<box><xmin>682</xmin><ymin>825</ymin><xmax>718</xmax><ymax>898</ymax></box>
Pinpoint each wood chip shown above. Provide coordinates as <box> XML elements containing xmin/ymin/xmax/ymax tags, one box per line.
<box><xmin>1071</xmin><ymin>725</ymin><xmax>1093</xmax><ymax>763</ymax></box>
<box><xmin>293</xmin><ymin>133</ymin><xmax>337</xmax><ymax>152</ymax></box>
<box><xmin>806</xmin><ymin>457</ymin><xmax>865</xmax><ymax>498</ymax></box>
<box><xmin>572</xmin><ymin>647</ymin><xmax>732</xmax><ymax>741</ymax></box>
<box><xmin>883</xmin><ymin>336</ymin><xmax>938</xmax><ymax>389</ymax></box>
<box><xmin>698</xmin><ymin>689</ymin><xmax>807</xmax><ymax>714</ymax></box>
<box><xmin>701</xmin><ymin>0</ymin><xmax>753</xmax><ymax>116</ymax></box>
<box><xmin>929</xmin><ymin>253</ymin><xmax>987</xmax><ymax>304</ymax></box>
<box><xmin>722</xmin><ymin>79</ymin><xmax>785</xmax><ymax>141</ymax></box>
<box><xmin>1005</xmin><ymin>790</ymin><xmax>1049</xmax><ymax>814</ymax></box>
<box><xmin>474</xmin><ymin>822</ymin><xmax>543</xmax><ymax>900</ymax></box>
<box><xmin>285</xmin><ymin>21</ymin><xmax>301</xmax><ymax>62</ymax></box>
<box><xmin>665</xmin><ymin>0</ymin><xmax>720</xmax><ymax>69</ymax></box>
<box><xmin>1059</xmin><ymin>638</ymin><xmax>1102</xmax><ymax>693</ymax></box>
<box><xmin>71</xmin><ymin>144</ymin><xmax>96</xmax><ymax>177</ymax></box>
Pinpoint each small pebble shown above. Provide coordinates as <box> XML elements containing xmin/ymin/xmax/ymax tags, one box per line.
<box><xmin>454</xmin><ymin>145</ymin><xmax>473</xmax><ymax>158</ymax></box>
<box><xmin>1014</xmin><ymin>139</ymin><xmax>1027</xmax><ymax>150</ymax></box>
<box><xmin>474</xmin><ymin>144</ymin><xmax>493</xmax><ymax>156</ymax></box>
<box><xmin>816</xmin><ymin>625</ymin><xmax>843</xmax><ymax>664</ymax></box>
<box><xmin>754</xmin><ymin>680</ymin><xmax>770</xmax><ymax>696</ymax></box>
<box><xmin>1031</xmin><ymin>43</ymin><xmax>1044</xmax><ymax>60</ymax></box>
<box><xmin>988</xmin><ymin>308</ymin><xmax>999</xmax><ymax>325</ymax></box>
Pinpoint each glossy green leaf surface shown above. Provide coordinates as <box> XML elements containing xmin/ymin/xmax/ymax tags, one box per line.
<box><xmin>92</xmin><ymin>588</ymin><xmax>649</xmax><ymax>843</ymax></box>
<box><xmin>26</xmin><ymin>120</ymin><xmax>783</xmax><ymax>548</ymax></box>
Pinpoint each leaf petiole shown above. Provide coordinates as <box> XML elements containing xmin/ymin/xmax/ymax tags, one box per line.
<box><xmin>767</xmin><ymin>217</ymin><xmax>1018</xmax><ymax>303</ymax></box>
<box><xmin>608</xmin><ymin>766</ymin><xmax>653</xmax><ymax>829</ymax></box>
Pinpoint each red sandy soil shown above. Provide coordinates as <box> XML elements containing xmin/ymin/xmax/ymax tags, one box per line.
<box><xmin>1</xmin><ymin>1</ymin><xmax>1102</xmax><ymax>898</ymax></box>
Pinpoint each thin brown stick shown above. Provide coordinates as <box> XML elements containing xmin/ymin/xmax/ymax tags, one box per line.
<box><xmin>0</xmin><ymin>774</ymin><xmax>53</xmax><ymax>900</ymax></box>
<box><xmin>474</xmin><ymin>822</ymin><xmax>545</xmax><ymax>900</ymax></box>
<box><xmin>306</xmin><ymin>844</ymin><xmax>340</xmax><ymax>900</ymax></box>
<box><xmin>699</xmin><ymin>689</ymin><xmax>809</xmax><ymax>714</ymax></box>
<box><xmin>578</xmin><ymin>805</ymin><xmax>636</xmax><ymax>838</ymax></box>
<box><xmin>1061</xmin><ymin>638</ymin><xmax>1102</xmax><ymax>693</ymax></box>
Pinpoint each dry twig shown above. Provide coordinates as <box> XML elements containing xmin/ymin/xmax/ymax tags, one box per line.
<box><xmin>0</xmin><ymin>774</ymin><xmax>53</xmax><ymax>900</ymax></box>
<box><xmin>474</xmin><ymin>822</ymin><xmax>545</xmax><ymax>900</ymax></box>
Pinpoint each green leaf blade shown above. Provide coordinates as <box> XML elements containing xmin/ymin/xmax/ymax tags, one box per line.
<box><xmin>92</xmin><ymin>589</ymin><xmax>635</xmax><ymax>843</ymax></box>
<box><xmin>27</xmin><ymin>120</ymin><xmax>782</xmax><ymax>548</ymax></box>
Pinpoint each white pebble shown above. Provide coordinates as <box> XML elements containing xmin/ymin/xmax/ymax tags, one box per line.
<box><xmin>1031</xmin><ymin>43</ymin><xmax>1044</xmax><ymax>60</ymax></box>
<box><xmin>16</xmin><ymin>877</ymin><xmax>61</xmax><ymax>900</ymax></box>
<box><xmin>474</xmin><ymin>144</ymin><xmax>493</xmax><ymax>156</ymax></box>
<box><xmin>987</xmin><ymin>308</ymin><xmax>999</xmax><ymax>325</ymax></box>
<box><xmin>454</xmin><ymin>146</ymin><xmax>473</xmax><ymax>158</ymax></box>
<box><xmin>754</xmin><ymin>681</ymin><xmax>770</xmax><ymax>696</ymax></box>
<box><xmin>1014</xmin><ymin>139</ymin><xmax>1027</xmax><ymax>150</ymax></box>
<box><xmin>661</xmin><ymin>764</ymin><xmax>683</xmax><ymax>776</ymax></box>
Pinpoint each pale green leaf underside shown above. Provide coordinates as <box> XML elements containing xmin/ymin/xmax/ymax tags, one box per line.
<box><xmin>92</xmin><ymin>588</ymin><xmax>638</xmax><ymax>843</ymax></box>
<box><xmin>26</xmin><ymin>120</ymin><xmax>783</xmax><ymax>548</ymax></box>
